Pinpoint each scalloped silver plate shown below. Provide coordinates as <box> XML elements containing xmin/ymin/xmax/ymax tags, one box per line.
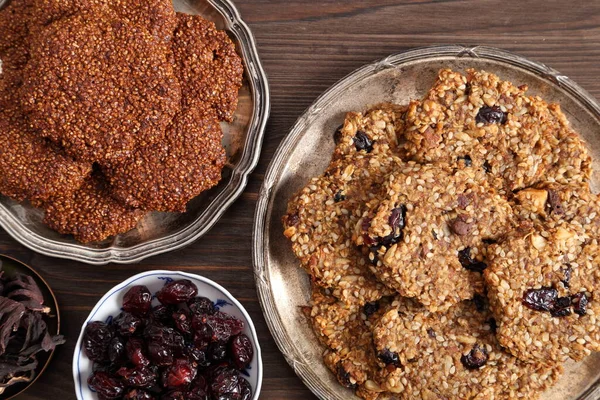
<box><xmin>0</xmin><ymin>0</ymin><xmax>269</xmax><ymax>264</ymax></box>
<box><xmin>253</xmin><ymin>46</ymin><xmax>600</xmax><ymax>400</ymax></box>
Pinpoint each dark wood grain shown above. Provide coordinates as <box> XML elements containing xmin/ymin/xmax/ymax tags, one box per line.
<box><xmin>8</xmin><ymin>1</ymin><xmax>600</xmax><ymax>398</ymax></box>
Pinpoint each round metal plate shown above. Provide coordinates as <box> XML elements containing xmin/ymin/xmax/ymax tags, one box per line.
<box><xmin>253</xmin><ymin>45</ymin><xmax>600</xmax><ymax>400</ymax></box>
<box><xmin>0</xmin><ymin>0</ymin><xmax>270</xmax><ymax>264</ymax></box>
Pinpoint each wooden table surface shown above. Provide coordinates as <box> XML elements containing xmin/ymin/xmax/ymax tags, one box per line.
<box><xmin>7</xmin><ymin>1</ymin><xmax>600</xmax><ymax>399</ymax></box>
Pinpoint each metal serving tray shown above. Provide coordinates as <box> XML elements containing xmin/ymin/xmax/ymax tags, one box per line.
<box><xmin>0</xmin><ymin>0</ymin><xmax>269</xmax><ymax>264</ymax></box>
<box><xmin>254</xmin><ymin>45</ymin><xmax>600</xmax><ymax>400</ymax></box>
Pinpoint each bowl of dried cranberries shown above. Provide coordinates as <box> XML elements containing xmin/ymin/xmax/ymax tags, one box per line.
<box><xmin>72</xmin><ymin>270</ymin><xmax>262</xmax><ymax>400</ymax></box>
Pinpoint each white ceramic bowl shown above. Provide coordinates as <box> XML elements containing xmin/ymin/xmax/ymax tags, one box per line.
<box><xmin>72</xmin><ymin>270</ymin><xmax>262</xmax><ymax>399</ymax></box>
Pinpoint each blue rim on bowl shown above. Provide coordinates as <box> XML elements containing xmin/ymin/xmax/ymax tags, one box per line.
<box><xmin>72</xmin><ymin>270</ymin><xmax>263</xmax><ymax>399</ymax></box>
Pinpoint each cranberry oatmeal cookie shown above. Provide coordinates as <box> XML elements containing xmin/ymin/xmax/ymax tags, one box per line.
<box><xmin>355</xmin><ymin>163</ymin><xmax>512</xmax><ymax>312</ymax></box>
<box><xmin>283</xmin><ymin>105</ymin><xmax>407</xmax><ymax>305</ymax></box>
<box><xmin>284</xmin><ymin>68</ymin><xmax>597</xmax><ymax>399</ymax></box>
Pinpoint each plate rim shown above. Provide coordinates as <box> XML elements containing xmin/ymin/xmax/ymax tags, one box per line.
<box><xmin>0</xmin><ymin>0</ymin><xmax>270</xmax><ymax>265</ymax></box>
<box><xmin>252</xmin><ymin>45</ymin><xmax>600</xmax><ymax>400</ymax></box>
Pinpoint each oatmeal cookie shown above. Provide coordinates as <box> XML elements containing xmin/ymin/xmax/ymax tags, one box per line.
<box><xmin>356</xmin><ymin>162</ymin><xmax>512</xmax><ymax>312</ymax></box>
<box><xmin>485</xmin><ymin>223</ymin><xmax>600</xmax><ymax>364</ymax></box>
<box><xmin>371</xmin><ymin>297</ymin><xmax>562</xmax><ymax>399</ymax></box>
<box><xmin>171</xmin><ymin>13</ymin><xmax>243</xmax><ymax>122</ymax></box>
<box><xmin>283</xmin><ymin>106</ymin><xmax>408</xmax><ymax>305</ymax></box>
<box><xmin>103</xmin><ymin>106</ymin><xmax>225</xmax><ymax>212</ymax></box>
<box><xmin>333</xmin><ymin>103</ymin><xmax>407</xmax><ymax>159</ymax></box>
<box><xmin>403</xmin><ymin>69</ymin><xmax>591</xmax><ymax>192</ymax></box>
<box><xmin>19</xmin><ymin>10</ymin><xmax>181</xmax><ymax>162</ymax></box>
<box><xmin>43</xmin><ymin>173</ymin><xmax>145</xmax><ymax>243</ymax></box>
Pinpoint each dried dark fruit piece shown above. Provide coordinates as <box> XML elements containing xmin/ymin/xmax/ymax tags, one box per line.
<box><xmin>193</xmin><ymin>312</ymin><xmax>244</xmax><ymax>343</ymax></box>
<box><xmin>551</xmin><ymin>296</ymin><xmax>572</xmax><ymax>317</ymax></box>
<box><xmin>458</xmin><ymin>247</ymin><xmax>487</xmax><ymax>272</ymax></box>
<box><xmin>335</xmin><ymin>362</ymin><xmax>357</xmax><ymax>389</ymax></box>
<box><xmin>88</xmin><ymin>371</ymin><xmax>125</xmax><ymax>399</ymax></box>
<box><xmin>188</xmin><ymin>297</ymin><xmax>216</xmax><ymax>316</ymax></box>
<box><xmin>572</xmin><ymin>293</ymin><xmax>589</xmax><ymax>316</ymax></box>
<box><xmin>123</xmin><ymin>285</ymin><xmax>153</xmax><ymax>316</ymax></box>
<box><xmin>482</xmin><ymin>160</ymin><xmax>491</xmax><ymax>173</ymax></box>
<box><xmin>353</xmin><ymin>131</ymin><xmax>373</xmax><ymax>153</ymax></box>
<box><xmin>239</xmin><ymin>377</ymin><xmax>252</xmax><ymax>400</ymax></box>
<box><xmin>127</xmin><ymin>337</ymin><xmax>150</xmax><ymax>367</ymax></box>
<box><xmin>476</xmin><ymin>105</ymin><xmax>507</xmax><ymax>125</ymax></box>
<box><xmin>108</xmin><ymin>336</ymin><xmax>126</xmax><ymax>364</ymax></box>
<box><xmin>187</xmin><ymin>384</ymin><xmax>209</xmax><ymax>400</ymax></box>
<box><xmin>333</xmin><ymin>190</ymin><xmax>346</xmax><ymax>203</ymax></box>
<box><xmin>163</xmin><ymin>358</ymin><xmax>196</xmax><ymax>388</ymax></box>
<box><xmin>449</xmin><ymin>214</ymin><xmax>474</xmax><ymax>236</ymax></box>
<box><xmin>229</xmin><ymin>334</ymin><xmax>253</xmax><ymax>370</ymax></box>
<box><xmin>114</xmin><ymin>312</ymin><xmax>143</xmax><ymax>336</ymax></box>
<box><xmin>172</xmin><ymin>309</ymin><xmax>192</xmax><ymax>335</ymax></box>
<box><xmin>187</xmin><ymin>346</ymin><xmax>210</xmax><ymax>368</ymax></box>
<box><xmin>426</xmin><ymin>328</ymin><xmax>436</xmax><ymax>338</ymax></box>
<box><xmin>522</xmin><ymin>287</ymin><xmax>558</xmax><ymax>312</ymax></box>
<box><xmin>210</xmin><ymin>366</ymin><xmax>241</xmax><ymax>398</ymax></box>
<box><xmin>562</xmin><ymin>265</ymin><xmax>572</xmax><ymax>289</ymax></box>
<box><xmin>460</xmin><ymin>344</ymin><xmax>488</xmax><ymax>369</ymax></box>
<box><xmin>457</xmin><ymin>155</ymin><xmax>472</xmax><ymax>167</ymax></box>
<box><xmin>161</xmin><ymin>390</ymin><xmax>185</xmax><ymax>400</ymax></box>
<box><xmin>156</xmin><ymin>280</ymin><xmax>198</xmax><ymax>305</ymax></box>
<box><xmin>377</xmin><ymin>349</ymin><xmax>401</xmax><ymax>367</ymax></box>
<box><xmin>285</xmin><ymin>212</ymin><xmax>300</xmax><ymax>227</ymax></box>
<box><xmin>117</xmin><ymin>365</ymin><xmax>157</xmax><ymax>388</ymax></box>
<box><xmin>547</xmin><ymin>190</ymin><xmax>565</xmax><ymax>215</ymax></box>
<box><xmin>487</xmin><ymin>318</ymin><xmax>497</xmax><ymax>333</ymax></box>
<box><xmin>83</xmin><ymin>321</ymin><xmax>113</xmax><ymax>362</ymax></box>
<box><xmin>208</xmin><ymin>341</ymin><xmax>227</xmax><ymax>362</ymax></box>
<box><xmin>333</xmin><ymin>124</ymin><xmax>344</xmax><ymax>144</ymax></box>
<box><xmin>151</xmin><ymin>305</ymin><xmax>175</xmax><ymax>324</ymax></box>
<box><xmin>124</xmin><ymin>389</ymin><xmax>155</xmax><ymax>400</ymax></box>
<box><xmin>192</xmin><ymin>323</ymin><xmax>212</xmax><ymax>351</ymax></box>
<box><xmin>362</xmin><ymin>302</ymin><xmax>379</xmax><ymax>318</ymax></box>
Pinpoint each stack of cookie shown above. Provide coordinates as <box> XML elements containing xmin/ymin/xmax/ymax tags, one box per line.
<box><xmin>0</xmin><ymin>0</ymin><xmax>243</xmax><ymax>242</ymax></box>
<box><xmin>283</xmin><ymin>69</ymin><xmax>599</xmax><ymax>399</ymax></box>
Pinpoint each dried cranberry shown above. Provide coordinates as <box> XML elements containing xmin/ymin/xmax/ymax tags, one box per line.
<box><xmin>161</xmin><ymin>391</ymin><xmax>185</xmax><ymax>400</ymax></box>
<box><xmin>551</xmin><ymin>296</ymin><xmax>572</xmax><ymax>317</ymax></box>
<box><xmin>522</xmin><ymin>287</ymin><xmax>558</xmax><ymax>312</ymax></box>
<box><xmin>114</xmin><ymin>312</ymin><xmax>143</xmax><ymax>336</ymax></box>
<box><xmin>163</xmin><ymin>358</ymin><xmax>197</xmax><ymax>388</ymax></box>
<box><xmin>123</xmin><ymin>285</ymin><xmax>153</xmax><ymax>316</ymax></box>
<box><xmin>461</xmin><ymin>344</ymin><xmax>488</xmax><ymax>369</ymax></box>
<box><xmin>426</xmin><ymin>328</ymin><xmax>436</xmax><ymax>338</ymax></box>
<box><xmin>210</xmin><ymin>366</ymin><xmax>241</xmax><ymax>399</ymax></box>
<box><xmin>193</xmin><ymin>323</ymin><xmax>212</xmax><ymax>351</ymax></box>
<box><xmin>229</xmin><ymin>334</ymin><xmax>253</xmax><ymax>370</ymax></box>
<box><xmin>83</xmin><ymin>321</ymin><xmax>113</xmax><ymax>362</ymax></box>
<box><xmin>562</xmin><ymin>265</ymin><xmax>572</xmax><ymax>289</ymax></box>
<box><xmin>378</xmin><ymin>349</ymin><xmax>401</xmax><ymax>367</ymax></box>
<box><xmin>172</xmin><ymin>309</ymin><xmax>192</xmax><ymax>334</ymax></box>
<box><xmin>117</xmin><ymin>366</ymin><xmax>157</xmax><ymax>388</ymax></box>
<box><xmin>362</xmin><ymin>301</ymin><xmax>379</xmax><ymax>318</ymax></box>
<box><xmin>209</xmin><ymin>341</ymin><xmax>227</xmax><ymax>362</ymax></box>
<box><xmin>476</xmin><ymin>106</ymin><xmax>506</xmax><ymax>125</ymax></box>
<box><xmin>187</xmin><ymin>347</ymin><xmax>210</xmax><ymax>368</ymax></box>
<box><xmin>157</xmin><ymin>280</ymin><xmax>198</xmax><ymax>305</ymax></box>
<box><xmin>127</xmin><ymin>337</ymin><xmax>150</xmax><ymax>367</ymax></box>
<box><xmin>333</xmin><ymin>190</ymin><xmax>346</xmax><ymax>203</ymax></box>
<box><xmin>188</xmin><ymin>297</ymin><xmax>215</xmax><ymax>316</ymax></box>
<box><xmin>458</xmin><ymin>248</ymin><xmax>487</xmax><ymax>272</ymax></box>
<box><xmin>285</xmin><ymin>212</ymin><xmax>300</xmax><ymax>227</ymax></box>
<box><xmin>457</xmin><ymin>155</ymin><xmax>472</xmax><ymax>167</ymax></box>
<box><xmin>573</xmin><ymin>293</ymin><xmax>589</xmax><ymax>316</ymax></box>
<box><xmin>147</xmin><ymin>340</ymin><xmax>174</xmax><ymax>366</ymax></box>
<box><xmin>124</xmin><ymin>389</ymin><xmax>155</xmax><ymax>400</ymax></box>
<box><xmin>88</xmin><ymin>371</ymin><xmax>125</xmax><ymax>399</ymax></box>
<box><xmin>151</xmin><ymin>305</ymin><xmax>176</xmax><ymax>324</ymax></box>
<box><xmin>353</xmin><ymin>131</ymin><xmax>374</xmax><ymax>153</ymax></box>
<box><xmin>108</xmin><ymin>336</ymin><xmax>126</xmax><ymax>364</ymax></box>
<box><xmin>547</xmin><ymin>190</ymin><xmax>565</xmax><ymax>215</ymax></box>
<box><xmin>193</xmin><ymin>312</ymin><xmax>244</xmax><ymax>343</ymax></box>
<box><xmin>380</xmin><ymin>205</ymin><xmax>407</xmax><ymax>247</ymax></box>
<box><xmin>333</xmin><ymin>124</ymin><xmax>344</xmax><ymax>144</ymax></box>
<box><xmin>335</xmin><ymin>363</ymin><xmax>357</xmax><ymax>389</ymax></box>
<box><xmin>186</xmin><ymin>384</ymin><xmax>209</xmax><ymax>400</ymax></box>
<box><xmin>239</xmin><ymin>378</ymin><xmax>252</xmax><ymax>400</ymax></box>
